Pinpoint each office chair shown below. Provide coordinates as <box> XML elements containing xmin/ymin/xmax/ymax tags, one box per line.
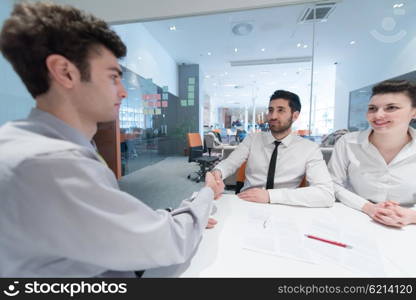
<box><xmin>187</xmin><ymin>133</ymin><xmax>219</xmax><ymax>183</ymax></box>
<box><xmin>235</xmin><ymin>161</ymin><xmax>247</xmax><ymax>194</ymax></box>
<box><xmin>235</xmin><ymin>161</ymin><xmax>308</xmax><ymax>194</ymax></box>
<box><xmin>204</xmin><ymin>132</ymin><xmax>224</xmax><ymax>157</ymax></box>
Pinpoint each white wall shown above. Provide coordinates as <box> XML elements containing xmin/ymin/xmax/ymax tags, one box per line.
<box><xmin>51</xmin><ymin>0</ymin><xmax>318</xmax><ymax>23</ymax></box>
<box><xmin>113</xmin><ymin>23</ymin><xmax>178</xmax><ymax>96</ymax></box>
<box><xmin>0</xmin><ymin>0</ymin><xmax>34</xmax><ymax>125</ymax></box>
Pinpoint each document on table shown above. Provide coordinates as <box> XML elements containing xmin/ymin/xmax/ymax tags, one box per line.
<box><xmin>241</xmin><ymin>208</ymin><xmax>314</xmax><ymax>263</ymax></box>
<box><xmin>303</xmin><ymin>216</ymin><xmax>343</xmax><ymax>264</ymax></box>
<box><xmin>242</xmin><ymin>209</ymin><xmax>386</xmax><ymax>276</ymax></box>
<box><xmin>303</xmin><ymin>216</ymin><xmax>386</xmax><ymax>276</ymax></box>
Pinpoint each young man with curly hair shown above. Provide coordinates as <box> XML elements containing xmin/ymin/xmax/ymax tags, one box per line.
<box><xmin>0</xmin><ymin>2</ymin><xmax>223</xmax><ymax>277</ymax></box>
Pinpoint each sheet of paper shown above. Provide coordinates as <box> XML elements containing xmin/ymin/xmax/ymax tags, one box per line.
<box><xmin>242</xmin><ymin>212</ymin><xmax>314</xmax><ymax>264</ymax></box>
<box><xmin>273</xmin><ymin>218</ymin><xmax>314</xmax><ymax>263</ymax></box>
<box><xmin>303</xmin><ymin>216</ymin><xmax>343</xmax><ymax>264</ymax></box>
<box><xmin>304</xmin><ymin>218</ymin><xmax>386</xmax><ymax>276</ymax></box>
<box><xmin>242</xmin><ymin>210</ymin><xmax>386</xmax><ymax>276</ymax></box>
<box><xmin>340</xmin><ymin>231</ymin><xmax>385</xmax><ymax>276</ymax></box>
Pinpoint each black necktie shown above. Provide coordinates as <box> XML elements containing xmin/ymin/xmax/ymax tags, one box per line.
<box><xmin>266</xmin><ymin>141</ymin><xmax>281</xmax><ymax>190</ymax></box>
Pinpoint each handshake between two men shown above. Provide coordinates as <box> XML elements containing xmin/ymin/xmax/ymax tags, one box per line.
<box><xmin>204</xmin><ymin>169</ymin><xmax>271</xmax><ymax>230</ymax></box>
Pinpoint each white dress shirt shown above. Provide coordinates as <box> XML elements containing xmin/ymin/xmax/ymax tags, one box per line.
<box><xmin>0</xmin><ymin>108</ymin><xmax>214</xmax><ymax>277</ymax></box>
<box><xmin>328</xmin><ymin>127</ymin><xmax>416</xmax><ymax>211</ymax></box>
<box><xmin>215</xmin><ymin>131</ymin><xmax>334</xmax><ymax>207</ymax></box>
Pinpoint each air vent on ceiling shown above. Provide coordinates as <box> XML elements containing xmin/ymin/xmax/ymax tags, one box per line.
<box><xmin>231</xmin><ymin>22</ymin><xmax>254</xmax><ymax>36</ymax></box>
<box><xmin>298</xmin><ymin>2</ymin><xmax>336</xmax><ymax>23</ymax></box>
<box><xmin>230</xmin><ymin>56</ymin><xmax>312</xmax><ymax>67</ymax></box>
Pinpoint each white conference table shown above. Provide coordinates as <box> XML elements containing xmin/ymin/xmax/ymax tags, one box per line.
<box><xmin>145</xmin><ymin>194</ymin><xmax>416</xmax><ymax>277</ymax></box>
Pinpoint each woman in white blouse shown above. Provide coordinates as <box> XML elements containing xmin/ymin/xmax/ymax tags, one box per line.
<box><xmin>328</xmin><ymin>80</ymin><xmax>416</xmax><ymax>227</ymax></box>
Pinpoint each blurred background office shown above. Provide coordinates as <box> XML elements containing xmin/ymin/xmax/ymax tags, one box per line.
<box><xmin>1</xmin><ymin>0</ymin><xmax>415</xmax><ymax>208</ymax></box>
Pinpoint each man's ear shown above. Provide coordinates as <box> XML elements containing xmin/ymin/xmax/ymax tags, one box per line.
<box><xmin>292</xmin><ymin>111</ymin><xmax>300</xmax><ymax>121</ymax></box>
<box><xmin>45</xmin><ymin>54</ymin><xmax>79</xmax><ymax>89</ymax></box>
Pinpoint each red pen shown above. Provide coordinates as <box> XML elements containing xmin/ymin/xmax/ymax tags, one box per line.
<box><xmin>305</xmin><ymin>234</ymin><xmax>352</xmax><ymax>249</ymax></box>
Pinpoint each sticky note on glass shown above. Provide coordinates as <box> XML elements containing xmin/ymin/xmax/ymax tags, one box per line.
<box><xmin>155</xmin><ymin>101</ymin><xmax>161</xmax><ymax>108</ymax></box>
<box><xmin>188</xmin><ymin>85</ymin><xmax>195</xmax><ymax>92</ymax></box>
<box><xmin>162</xmin><ymin>93</ymin><xmax>168</xmax><ymax>100</ymax></box>
<box><xmin>162</xmin><ymin>86</ymin><xmax>169</xmax><ymax>92</ymax></box>
<box><xmin>181</xmin><ymin>100</ymin><xmax>187</xmax><ymax>107</ymax></box>
<box><xmin>188</xmin><ymin>92</ymin><xmax>194</xmax><ymax>99</ymax></box>
<box><xmin>188</xmin><ymin>77</ymin><xmax>195</xmax><ymax>85</ymax></box>
<box><xmin>162</xmin><ymin>101</ymin><xmax>168</xmax><ymax>108</ymax></box>
<box><xmin>155</xmin><ymin>109</ymin><xmax>161</xmax><ymax>115</ymax></box>
<box><xmin>188</xmin><ymin>100</ymin><xmax>194</xmax><ymax>106</ymax></box>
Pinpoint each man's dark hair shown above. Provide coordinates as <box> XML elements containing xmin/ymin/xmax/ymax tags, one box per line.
<box><xmin>0</xmin><ymin>2</ymin><xmax>126</xmax><ymax>98</ymax></box>
<box><xmin>372</xmin><ymin>80</ymin><xmax>416</xmax><ymax>108</ymax></box>
<box><xmin>269</xmin><ymin>90</ymin><xmax>301</xmax><ymax>113</ymax></box>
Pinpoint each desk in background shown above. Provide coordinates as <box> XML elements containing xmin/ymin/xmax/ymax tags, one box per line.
<box><xmin>145</xmin><ymin>195</ymin><xmax>416</xmax><ymax>277</ymax></box>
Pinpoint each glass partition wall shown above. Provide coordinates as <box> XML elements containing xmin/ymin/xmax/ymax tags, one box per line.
<box><xmin>111</xmin><ymin>0</ymin><xmax>415</xmax><ymax>176</ymax></box>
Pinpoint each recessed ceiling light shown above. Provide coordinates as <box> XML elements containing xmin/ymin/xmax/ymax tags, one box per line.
<box><xmin>234</xmin><ymin>48</ymin><xmax>238</xmax><ymax>52</ymax></box>
<box><xmin>138</xmin><ymin>57</ymin><xmax>142</xmax><ymax>60</ymax></box>
<box><xmin>169</xmin><ymin>25</ymin><xmax>176</xmax><ymax>31</ymax></box>
<box><xmin>224</xmin><ymin>72</ymin><xmax>228</xmax><ymax>75</ymax></box>
<box><xmin>207</xmin><ymin>52</ymin><xmax>212</xmax><ymax>56</ymax></box>
<box><xmin>350</xmin><ymin>40</ymin><xmax>356</xmax><ymax>45</ymax></box>
<box><xmin>297</xmin><ymin>43</ymin><xmax>302</xmax><ymax>48</ymax></box>
<box><xmin>303</xmin><ymin>44</ymin><xmax>308</xmax><ymax>48</ymax></box>
<box><xmin>393</xmin><ymin>3</ymin><xmax>404</xmax><ymax>8</ymax></box>
<box><xmin>261</xmin><ymin>48</ymin><xmax>265</xmax><ymax>52</ymax></box>
<box><xmin>205</xmin><ymin>75</ymin><xmax>211</xmax><ymax>79</ymax></box>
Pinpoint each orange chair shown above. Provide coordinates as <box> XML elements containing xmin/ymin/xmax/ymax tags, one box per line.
<box><xmin>187</xmin><ymin>133</ymin><xmax>219</xmax><ymax>182</ymax></box>
<box><xmin>234</xmin><ymin>160</ymin><xmax>307</xmax><ymax>193</ymax></box>
<box><xmin>235</xmin><ymin>161</ymin><xmax>247</xmax><ymax>194</ymax></box>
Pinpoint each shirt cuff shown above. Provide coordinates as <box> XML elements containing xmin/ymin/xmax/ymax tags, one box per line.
<box><xmin>212</xmin><ymin>167</ymin><xmax>225</xmax><ymax>179</ymax></box>
<box><xmin>267</xmin><ymin>189</ymin><xmax>283</xmax><ymax>204</ymax></box>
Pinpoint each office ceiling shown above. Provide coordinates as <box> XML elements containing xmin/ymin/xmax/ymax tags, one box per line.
<box><xmin>51</xmin><ymin>0</ymin><xmax>415</xmax><ymax>109</ymax></box>
<box><xmin>138</xmin><ymin>0</ymin><xmax>414</xmax><ymax>108</ymax></box>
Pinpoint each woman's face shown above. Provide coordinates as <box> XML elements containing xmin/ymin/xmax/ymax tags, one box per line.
<box><xmin>367</xmin><ymin>92</ymin><xmax>416</xmax><ymax>133</ymax></box>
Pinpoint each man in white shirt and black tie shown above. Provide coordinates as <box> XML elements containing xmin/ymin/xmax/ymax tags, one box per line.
<box><xmin>212</xmin><ymin>90</ymin><xmax>334</xmax><ymax>207</ymax></box>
